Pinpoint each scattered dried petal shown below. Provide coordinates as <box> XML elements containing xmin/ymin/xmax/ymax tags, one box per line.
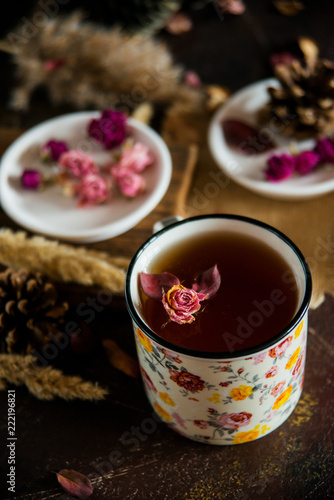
<box><xmin>192</xmin><ymin>265</ymin><xmax>221</xmax><ymax>299</ymax></box>
<box><xmin>102</xmin><ymin>339</ymin><xmax>139</xmax><ymax>378</ymax></box>
<box><xmin>216</xmin><ymin>0</ymin><xmax>246</xmax><ymax>15</ymax></box>
<box><xmin>273</xmin><ymin>0</ymin><xmax>304</xmax><ymax>16</ymax></box>
<box><xmin>139</xmin><ymin>272</ymin><xmax>180</xmax><ymax>300</ymax></box>
<box><xmin>165</xmin><ymin>12</ymin><xmax>193</xmax><ymax>35</ymax></box>
<box><xmin>222</xmin><ymin>119</ymin><xmax>276</xmax><ymax>154</ymax></box>
<box><xmin>56</xmin><ymin>469</ymin><xmax>93</xmax><ymax>499</ymax></box>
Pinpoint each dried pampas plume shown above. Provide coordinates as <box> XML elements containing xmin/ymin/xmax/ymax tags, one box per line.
<box><xmin>0</xmin><ymin>229</ymin><xmax>129</xmax><ymax>296</ymax></box>
<box><xmin>0</xmin><ymin>354</ymin><xmax>107</xmax><ymax>400</ymax></box>
<box><xmin>4</xmin><ymin>11</ymin><xmax>205</xmax><ymax>112</ymax></box>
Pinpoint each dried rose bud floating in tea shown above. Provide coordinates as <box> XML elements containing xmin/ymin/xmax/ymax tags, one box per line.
<box><xmin>140</xmin><ymin>265</ymin><xmax>221</xmax><ymax>325</ymax></box>
<box><xmin>139</xmin><ymin>232</ymin><xmax>299</xmax><ymax>353</ymax></box>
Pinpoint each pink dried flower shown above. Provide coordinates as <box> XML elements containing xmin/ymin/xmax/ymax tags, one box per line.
<box><xmin>140</xmin><ymin>265</ymin><xmax>221</xmax><ymax>325</ymax></box>
<box><xmin>269</xmin><ymin>52</ymin><xmax>298</xmax><ymax>68</ymax></box>
<box><xmin>162</xmin><ymin>285</ymin><xmax>207</xmax><ymax>325</ymax></box>
<box><xmin>87</xmin><ymin>110</ymin><xmax>127</xmax><ymax>150</ymax></box>
<box><xmin>44</xmin><ymin>59</ymin><xmax>66</xmax><ymax>73</ymax></box>
<box><xmin>184</xmin><ymin>71</ymin><xmax>202</xmax><ymax>89</ymax></box>
<box><xmin>118</xmin><ymin>142</ymin><xmax>153</xmax><ymax>173</ymax></box>
<box><xmin>59</xmin><ymin>150</ymin><xmax>98</xmax><ymax>178</ymax></box>
<box><xmin>216</xmin><ymin>0</ymin><xmax>246</xmax><ymax>16</ymax></box>
<box><xmin>295</xmin><ymin>150</ymin><xmax>321</xmax><ymax>175</ymax></box>
<box><xmin>111</xmin><ymin>167</ymin><xmax>145</xmax><ymax>198</ymax></box>
<box><xmin>314</xmin><ymin>137</ymin><xmax>334</xmax><ymax>163</ymax></box>
<box><xmin>165</xmin><ymin>12</ymin><xmax>193</xmax><ymax>35</ymax></box>
<box><xmin>76</xmin><ymin>174</ymin><xmax>109</xmax><ymax>207</ymax></box>
<box><xmin>21</xmin><ymin>169</ymin><xmax>42</xmax><ymax>189</ymax></box>
<box><xmin>41</xmin><ymin>139</ymin><xmax>68</xmax><ymax>162</ymax></box>
<box><xmin>265</xmin><ymin>153</ymin><xmax>295</xmax><ymax>182</ymax></box>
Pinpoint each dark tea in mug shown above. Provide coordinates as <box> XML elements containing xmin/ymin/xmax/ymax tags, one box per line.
<box><xmin>139</xmin><ymin>231</ymin><xmax>299</xmax><ymax>352</ymax></box>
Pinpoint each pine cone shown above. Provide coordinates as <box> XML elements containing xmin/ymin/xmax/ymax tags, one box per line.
<box><xmin>0</xmin><ymin>268</ymin><xmax>69</xmax><ymax>354</ymax></box>
<box><xmin>261</xmin><ymin>38</ymin><xmax>334</xmax><ymax>139</ymax></box>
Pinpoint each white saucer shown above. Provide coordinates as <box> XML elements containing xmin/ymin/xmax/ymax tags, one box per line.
<box><xmin>0</xmin><ymin>112</ymin><xmax>172</xmax><ymax>242</ymax></box>
<box><xmin>208</xmin><ymin>78</ymin><xmax>334</xmax><ymax>200</ymax></box>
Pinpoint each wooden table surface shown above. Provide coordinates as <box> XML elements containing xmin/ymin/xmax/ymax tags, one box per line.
<box><xmin>0</xmin><ymin>1</ymin><xmax>334</xmax><ymax>499</ymax></box>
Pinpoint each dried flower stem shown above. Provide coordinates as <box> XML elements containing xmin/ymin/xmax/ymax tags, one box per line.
<box><xmin>0</xmin><ymin>229</ymin><xmax>129</xmax><ymax>295</ymax></box>
<box><xmin>174</xmin><ymin>144</ymin><xmax>198</xmax><ymax>218</ymax></box>
<box><xmin>0</xmin><ymin>354</ymin><xmax>108</xmax><ymax>400</ymax></box>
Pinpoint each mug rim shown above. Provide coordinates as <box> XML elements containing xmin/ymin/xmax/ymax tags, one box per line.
<box><xmin>125</xmin><ymin>214</ymin><xmax>312</xmax><ymax>360</ymax></box>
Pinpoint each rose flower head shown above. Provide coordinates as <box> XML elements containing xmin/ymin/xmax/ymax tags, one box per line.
<box><xmin>118</xmin><ymin>142</ymin><xmax>154</xmax><ymax>173</ymax></box>
<box><xmin>111</xmin><ymin>166</ymin><xmax>145</xmax><ymax>198</ymax></box>
<box><xmin>21</xmin><ymin>169</ymin><xmax>42</xmax><ymax>189</ymax></box>
<box><xmin>59</xmin><ymin>150</ymin><xmax>98</xmax><ymax>178</ymax></box>
<box><xmin>162</xmin><ymin>285</ymin><xmax>206</xmax><ymax>325</ymax></box>
<box><xmin>76</xmin><ymin>174</ymin><xmax>110</xmax><ymax>207</ymax></box>
<box><xmin>88</xmin><ymin>109</ymin><xmax>127</xmax><ymax>150</ymax></box>
<box><xmin>41</xmin><ymin>139</ymin><xmax>68</xmax><ymax>162</ymax></box>
<box><xmin>140</xmin><ymin>265</ymin><xmax>221</xmax><ymax>325</ymax></box>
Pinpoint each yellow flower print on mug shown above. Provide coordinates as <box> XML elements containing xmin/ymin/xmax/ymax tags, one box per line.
<box><xmin>285</xmin><ymin>347</ymin><xmax>301</xmax><ymax>370</ymax></box>
<box><xmin>136</xmin><ymin>327</ymin><xmax>153</xmax><ymax>353</ymax></box>
<box><xmin>294</xmin><ymin>321</ymin><xmax>304</xmax><ymax>339</ymax></box>
<box><xmin>207</xmin><ymin>393</ymin><xmax>222</xmax><ymax>404</ymax></box>
<box><xmin>159</xmin><ymin>392</ymin><xmax>176</xmax><ymax>407</ymax></box>
<box><xmin>230</xmin><ymin>385</ymin><xmax>253</xmax><ymax>401</ymax></box>
<box><xmin>153</xmin><ymin>402</ymin><xmax>173</xmax><ymax>422</ymax></box>
<box><xmin>233</xmin><ymin>424</ymin><xmax>272</xmax><ymax>444</ymax></box>
<box><xmin>272</xmin><ymin>385</ymin><xmax>293</xmax><ymax>410</ymax></box>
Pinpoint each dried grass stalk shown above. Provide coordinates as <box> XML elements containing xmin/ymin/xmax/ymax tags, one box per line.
<box><xmin>0</xmin><ymin>354</ymin><xmax>108</xmax><ymax>400</ymax></box>
<box><xmin>0</xmin><ymin>229</ymin><xmax>129</xmax><ymax>295</ymax></box>
<box><xmin>7</xmin><ymin>11</ymin><xmax>205</xmax><ymax>112</ymax></box>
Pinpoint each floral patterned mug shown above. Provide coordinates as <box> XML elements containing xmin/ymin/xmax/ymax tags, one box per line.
<box><xmin>125</xmin><ymin>215</ymin><xmax>312</xmax><ymax>445</ymax></box>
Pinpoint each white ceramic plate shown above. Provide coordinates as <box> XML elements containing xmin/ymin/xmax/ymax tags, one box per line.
<box><xmin>0</xmin><ymin>112</ymin><xmax>172</xmax><ymax>242</ymax></box>
<box><xmin>208</xmin><ymin>78</ymin><xmax>334</xmax><ymax>200</ymax></box>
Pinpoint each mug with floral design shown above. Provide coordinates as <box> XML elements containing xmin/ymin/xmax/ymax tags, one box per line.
<box><xmin>125</xmin><ymin>215</ymin><xmax>312</xmax><ymax>445</ymax></box>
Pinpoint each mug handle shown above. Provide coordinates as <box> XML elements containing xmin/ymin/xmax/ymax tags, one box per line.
<box><xmin>153</xmin><ymin>216</ymin><xmax>184</xmax><ymax>234</ymax></box>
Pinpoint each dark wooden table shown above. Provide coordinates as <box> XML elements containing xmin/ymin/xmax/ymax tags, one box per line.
<box><xmin>0</xmin><ymin>1</ymin><xmax>334</xmax><ymax>499</ymax></box>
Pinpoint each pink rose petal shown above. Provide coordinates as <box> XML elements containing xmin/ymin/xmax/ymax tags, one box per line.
<box><xmin>139</xmin><ymin>272</ymin><xmax>180</xmax><ymax>300</ymax></box>
<box><xmin>192</xmin><ymin>264</ymin><xmax>221</xmax><ymax>299</ymax></box>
